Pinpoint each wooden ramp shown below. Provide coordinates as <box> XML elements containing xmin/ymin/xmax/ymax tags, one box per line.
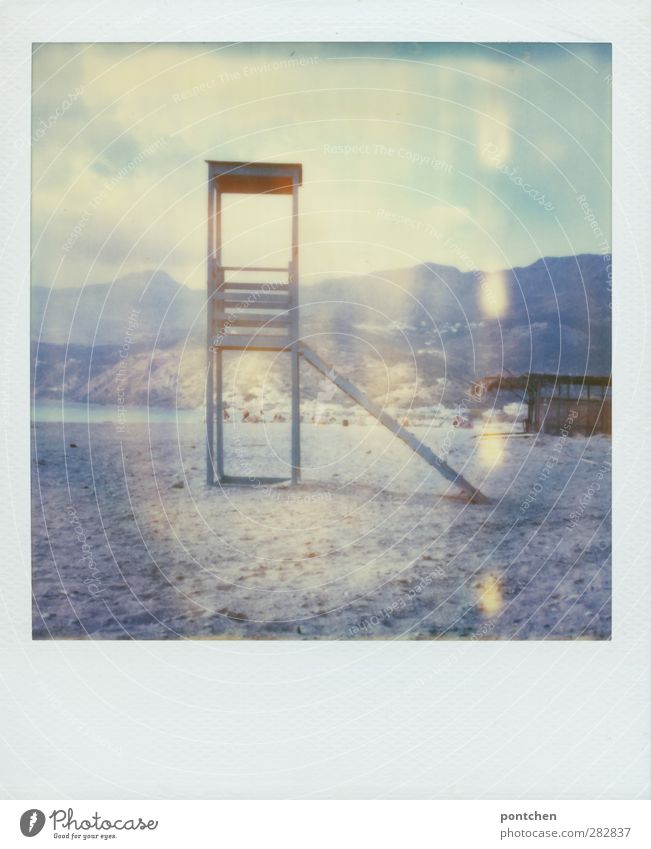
<box><xmin>300</xmin><ymin>343</ymin><xmax>489</xmax><ymax>504</ymax></box>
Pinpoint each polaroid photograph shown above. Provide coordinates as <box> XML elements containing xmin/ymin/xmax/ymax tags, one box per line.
<box><xmin>30</xmin><ymin>41</ymin><xmax>612</xmax><ymax>642</ymax></box>
<box><xmin>1</xmin><ymin>0</ymin><xmax>650</xmax><ymax>833</ymax></box>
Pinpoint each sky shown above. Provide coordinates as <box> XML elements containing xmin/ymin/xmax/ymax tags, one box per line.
<box><xmin>31</xmin><ymin>42</ymin><xmax>612</xmax><ymax>289</ymax></box>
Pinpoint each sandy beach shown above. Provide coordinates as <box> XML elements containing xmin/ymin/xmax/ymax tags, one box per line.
<box><xmin>31</xmin><ymin>417</ymin><xmax>611</xmax><ymax>640</ymax></box>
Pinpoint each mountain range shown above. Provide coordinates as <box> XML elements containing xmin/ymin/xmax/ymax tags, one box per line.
<box><xmin>32</xmin><ymin>254</ymin><xmax>612</xmax><ymax>412</ymax></box>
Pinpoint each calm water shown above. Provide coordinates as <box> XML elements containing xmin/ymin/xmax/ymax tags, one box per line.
<box><xmin>32</xmin><ymin>400</ymin><xmax>203</xmax><ymax>424</ymax></box>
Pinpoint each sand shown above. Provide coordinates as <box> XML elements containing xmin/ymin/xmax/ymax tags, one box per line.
<box><xmin>31</xmin><ymin>417</ymin><xmax>611</xmax><ymax>639</ymax></box>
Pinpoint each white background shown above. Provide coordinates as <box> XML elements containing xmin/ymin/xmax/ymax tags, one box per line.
<box><xmin>0</xmin><ymin>0</ymin><xmax>649</xmax><ymax>800</ymax></box>
<box><xmin>1</xmin><ymin>800</ymin><xmax>650</xmax><ymax>847</ymax></box>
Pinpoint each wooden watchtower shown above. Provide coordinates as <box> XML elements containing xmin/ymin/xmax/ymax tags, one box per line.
<box><xmin>206</xmin><ymin>161</ymin><xmax>302</xmax><ymax>486</ymax></box>
<box><xmin>206</xmin><ymin>160</ymin><xmax>488</xmax><ymax>503</ymax></box>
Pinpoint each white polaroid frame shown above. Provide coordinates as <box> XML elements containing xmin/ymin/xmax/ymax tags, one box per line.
<box><xmin>0</xmin><ymin>0</ymin><xmax>649</xmax><ymax>799</ymax></box>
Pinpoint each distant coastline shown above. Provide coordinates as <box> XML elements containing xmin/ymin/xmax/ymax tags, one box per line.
<box><xmin>32</xmin><ymin>400</ymin><xmax>202</xmax><ymax>424</ymax></box>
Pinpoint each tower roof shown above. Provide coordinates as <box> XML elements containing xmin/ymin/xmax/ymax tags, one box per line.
<box><xmin>206</xmin><ymin>160</ymin><xmax>302</xmax><ymax>195</ymax></box>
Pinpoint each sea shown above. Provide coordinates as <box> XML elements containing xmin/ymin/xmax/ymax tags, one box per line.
<box><xmin>32</xmin><ymin>400</ymin><xmax>203</xmax><ymax>424</ymax></box>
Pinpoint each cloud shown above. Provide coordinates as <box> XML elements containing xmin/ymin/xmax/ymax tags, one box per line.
<box><xmin>31</xmin><ymin>42</ymin><xmax>611</xmax><ymax>289</ymax></box>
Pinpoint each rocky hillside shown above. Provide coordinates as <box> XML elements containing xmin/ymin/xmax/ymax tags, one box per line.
<box><xmin>32</xmin><ymin>254</ymin><xmax>611</xmax><ymax>412</ymax></box>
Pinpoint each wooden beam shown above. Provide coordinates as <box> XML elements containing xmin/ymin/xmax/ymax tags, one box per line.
<box><xmin>220</xmin><ymin>298</ymin><xmax>291</xmax><ymax>310</ymax></box>
<box><xmin>220</xmin><ymin>266</ymin><xmax>289</xmax><ymax>273</ymax></box>
<box><xmin>206</xmin><ymin>175</ymin><xmax>215</xmax><ymax>486</ymax></box>
<box><xmin>290</xmin><ymin>175</ymin><xmax>300</xmax><ymax>483</ymax></box>
<box><xmin>219</xmin><ymin>475</ymin><xmax>291</xmax><ymax>486</ymax></box>
<box><xmin>300</xmin><ymin>343</ymin><xmax>488</xmax><ymax>503</ymax></box>
<box><xmin>218</xmin><ymin>315</ymin><xmax>291</xmax><ymax>329</ymax></box>
<box><xmin>214</xmin><ymin>186</ymin><xmax>224</xmax><ymax>481</ymax></box>
<box><xmin>214</xmin><ymin>335</ymin><xmax>292</xmax><ymax>351</ymax></box>
<box><xmin>222</xmin><ymin>283</ymin><xmax>288</xmax><ymax>292</ymax></box>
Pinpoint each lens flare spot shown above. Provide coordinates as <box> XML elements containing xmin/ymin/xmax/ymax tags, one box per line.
<box><xmin>476</xmin><ymin>571</ymin><xmax>504</xmax><ymax>618</ymax></box>
<box><xmin>477</xmin><ymin>433</ymin><xmax>505</xmax><ymax>468</ymax></box>
<box><xmin>477</xmin><ymin>108</ymin><xmax>511</xmax><ymax>167</ymax></box>
<box><xmin>479</xmin><ymin>270</ymin><xmax>508</xmax><ymax>319</ymax></box>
